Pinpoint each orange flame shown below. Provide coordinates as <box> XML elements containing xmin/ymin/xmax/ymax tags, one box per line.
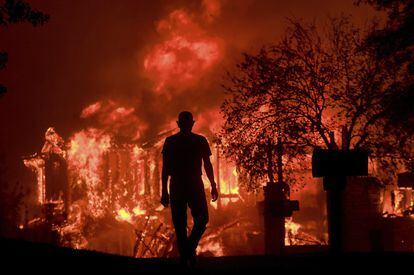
<box><xmin>67</xmin><ymin>128</ymin><xmax>111</xmax><ymax>218</ymax></box>
<box><xmin>81</xmin><ymin>102</ymin><xmax>102</xmax><ymax>118</ymax></box>
<box><xmin>115</xmin><ymin>208</ymin><xmax>133</xmax><ymax>223</ymax></box>
<box><xmin>285</xmin><ymin>218</ymin><xmax>301</xmax><ymax>245</ymax></box>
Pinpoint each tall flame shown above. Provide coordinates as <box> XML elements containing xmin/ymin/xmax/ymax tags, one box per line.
<box><xmin>67</xmin><ymin>128</ymin><xmax>111</xmax><ymax>218</ymax></box>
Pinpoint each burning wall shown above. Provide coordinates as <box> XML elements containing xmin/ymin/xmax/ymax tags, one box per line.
<box><xmin>24</xmin><ymin>127</ymin><xmax>68</xmax><ymax>207</ymax></box>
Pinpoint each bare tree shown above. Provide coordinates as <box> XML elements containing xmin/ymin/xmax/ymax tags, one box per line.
<box><xmin>220</xmin><ymin>45</ymin><xmax>311</xmax><ymax>191</ymax></box>
<box><xmin>357</xmin><ymin>0</ymin><xmax>414</xmax><ymax>171</ymax></box>
<box><xmin>221</xmin><ymin>16</ymin><xmax>408</xmax><ymax>190</ymax></box>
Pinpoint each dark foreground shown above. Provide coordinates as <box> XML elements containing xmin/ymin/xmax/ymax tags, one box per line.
<box><xmin>1</xmin><ymin>237</ymin><xmax>413</xmax><ymax>274</ymax></box>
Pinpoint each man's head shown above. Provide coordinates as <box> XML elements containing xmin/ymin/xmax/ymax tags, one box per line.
<box><xmin>177</xmin><ymin>111</ymin><xmax>194</xmax><ymax>133</ymax></box>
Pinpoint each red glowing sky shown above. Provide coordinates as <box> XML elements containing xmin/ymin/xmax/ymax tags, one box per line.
<box><xmin>0</xmin><ymin>0</ymin><xmax>380</xmax><ymax>175</ymax></box>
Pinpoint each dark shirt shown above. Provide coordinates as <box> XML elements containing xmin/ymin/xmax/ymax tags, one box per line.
<box><xmin>162</xmin><ymin>132</ymin><xmax>212</xmax><ymax>180</ymax></box>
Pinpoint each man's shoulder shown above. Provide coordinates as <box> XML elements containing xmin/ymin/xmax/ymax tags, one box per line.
<box><xmin>191</xmin><ymin>132</ymin><xmax>206</xmax><ymax>139</ymax></box>
<box><xmin>191</xmin><ymin>133</ymin><xmax>209</xmax><ymax>142</ymax></box>
<box><xmin>165</xmin><ymin>132</ymin><xmax>207</xmax><ymax>141</ymax></box>
<box><xmin>165</xmin><ymin>133</ymin><xmax>179</xmax><ymax>141</ymax></box>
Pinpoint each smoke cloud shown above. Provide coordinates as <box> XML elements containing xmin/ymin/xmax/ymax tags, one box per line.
<box><xmin>0</xmin><ymin>0</ymin><xmax>379</xmax><ymax>177</ymax></box>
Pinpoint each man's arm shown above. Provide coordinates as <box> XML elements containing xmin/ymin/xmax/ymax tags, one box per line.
<box><xmin>203</xmin><ymin>155</ymin><xmax>218</xmax><ymax>202</ymax></box>
<box><xmin>160</xmin><ymin>142</ymin><xmax>170</xmax><ymax>207</ymax></box>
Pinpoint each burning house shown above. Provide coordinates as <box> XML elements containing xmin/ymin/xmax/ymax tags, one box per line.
<box><xmin>21</xmin><ymin>124</ymin><xmax>329</xmax><ymax>257</ymax></box>
<box><xmin>20</xmin><ymin>122</ymin><xmax>414</xmax><ymax>257</ymax></box>
<box><xmin>19</xmin><ymin>127</ymin><xmax>236</xmax><ymax>255</ymax></box>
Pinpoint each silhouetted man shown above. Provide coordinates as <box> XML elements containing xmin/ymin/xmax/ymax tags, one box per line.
<box><xmin>161</xmin><ymin>111</ymin><xmax>218</xmax><ymax>266</ymax></box>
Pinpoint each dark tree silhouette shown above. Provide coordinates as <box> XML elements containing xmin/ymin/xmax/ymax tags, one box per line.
<box><xmin>221</xmin><ymin>17</ymin><xmax>410</xmax><ymax>190</ymax></box>
<box><xmin>0</xmin><ymin>154</ymin><xmax>24</xmax><ymax>237</ymax></box>
<box><xmin>0</xmin><ymin>0</ymin><xmax>49</xmax><ymax>95</ymax></box>
<box><xmin>219</xmin><ymin>45</ymin><xmax>311</xmax><ymax>191</ymax></box>
<box><xmin>358</xmin><ymin>0</ymin><xmax>414</xmax><ymax>170</ymax></box>
<box><xmin>357</xmin><ymin>0</ymin><xmax>413</xmax><ymax>67</ymax></box>
<box><xmin>0</xmin><ymin>0</ymin><xmax>49</xmax><ymax>236</ymax></box>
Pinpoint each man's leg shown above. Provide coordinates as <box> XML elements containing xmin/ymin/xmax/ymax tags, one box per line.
<box><xmin>187</xmin><ymin>186</ymin><xmax>209</xmax><ymax>256</ymax></box>
<box><xmin>170</xmin><ymin>196</ymin><xmax>188</xmax><ymax>260</ymax></box>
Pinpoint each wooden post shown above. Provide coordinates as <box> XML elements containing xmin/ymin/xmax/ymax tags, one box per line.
<box><xmin>312</xmin><ymin>149</ymin><xmax>368</xmax><ymax>253</ymax></box>
<box><xmin>144</xmin><ymin>152</ymin><xmax>151</xmax><ymax>196</ymax></box>
<box><xmin>263</xmin><ymin>138</ymin><xmax>298</xmax><ymax>255</ymax></box>
<box><xmin>267</xmin><ymin>139</ymin><xmax>274</xmax><ymax>184</ymax></box>
<box><xmin>216</xmin><ymin>145</ymin><xmax>222</xmax><ymax>210</ymax></box>
<box><xmin>153</xmin><ymin>150</ymin><xmax>161</xmax><ymax>198</ymax></box>
<box><xmin>276</xmin><ymin>137</ymin><xmax>283</xmax><ymax>185</ymax></box>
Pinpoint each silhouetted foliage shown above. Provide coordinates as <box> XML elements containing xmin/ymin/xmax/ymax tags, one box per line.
<box><xmin>0</xmin><ymin>0</ymin><xmax>49</xmax><ymax>96</ymax></box>
<box><xmin>356</xmin><ymin>0</ymin><xmax>414</xmax><ymax>173</ymax></box>
<box><xmin>0</xmin><ymin>154</ymin><xmax>24</xmax><ymax>237</ymax></box>
<box><xmin>222</xmin><ymin>16</ymin><xmax>411</xmax><ymax>190</ymax></box>
<box><xmin>0</xmin><ymin>0</ymin><xmax>49</xmax><ymax>26</ymax></box>
<box><xmin>358</xmin><ymin>0</ymin><xmax>414</xmax><ymax>169</ymax></box>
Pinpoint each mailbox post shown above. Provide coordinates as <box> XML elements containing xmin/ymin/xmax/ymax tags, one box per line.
<box><xmin>312</xmin><ymin>148</ymin><xmax>368</xmax><ymax>253</ymax></box>
<box><xmin>262</xmin><ymin>138</ymin><xmax>299</xmax><ymax>255</ymax></box>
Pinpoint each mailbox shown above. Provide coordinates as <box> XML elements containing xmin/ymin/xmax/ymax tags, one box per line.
<box><xmin>398</xmin><ymin>172</ymin><xmax>414</xmax><ymax>189</ymax></box>
<box><xmin>312</xmin><ymin>148</ymin><xmax>369</xmax><ymax>253</ymax></box>
<box><xmin>312</xmin><ymin>149</ymin><xmax>368</xmax><ymax>177</ymax></box>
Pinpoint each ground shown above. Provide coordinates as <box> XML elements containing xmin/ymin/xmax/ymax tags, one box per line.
<box><xmin>1</xmin><ymin>237</ymin><xmax>412</xmax><ymax>274</ymax></box>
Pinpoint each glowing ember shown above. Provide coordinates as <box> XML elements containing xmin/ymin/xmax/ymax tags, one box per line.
<box><xmin>219</xmin><ymin>179</ymin><xmax>239</xmax><ymax>195</ymax></box>
<box><xmin>109</xmin><ymin>107</ymin><xmax>135</xmax><ymax>122</ymax></box>
<box><xmin>197</xmin><ymin>240</ymin><xmax>224</xmax><ymax>256</ymax></box>
<box><xmin>23</xmin><ymin>156</ymin><xmax>45</xmax><ymax>204</ymax></box>
<box><xmin>81</xmin><ymin>102</ymin><xmax>102</xmax><ymax>118</ymax></box>
<box><xmin>285</xmin><ymin>218</ymin><xmax>301</xmax><ymax>245</ymax></box>
<box><xmin>132</xmin><ymin>206</ymin><xmax>146</xmax><ymax>216</ymax></box>
<box><xmin>286</xmin><ymin>218</ymin><xmax>300</xmax><ymax>235</ymax></box>
<box><xmin>116</xmin><ymin>208</ymin><xmax>133</xmax><ymax>223</ymax></box>
<box><xmin>115</xmin><ymin>206</ymin><xmax>147</xmax><ymax>223</ymax></box>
